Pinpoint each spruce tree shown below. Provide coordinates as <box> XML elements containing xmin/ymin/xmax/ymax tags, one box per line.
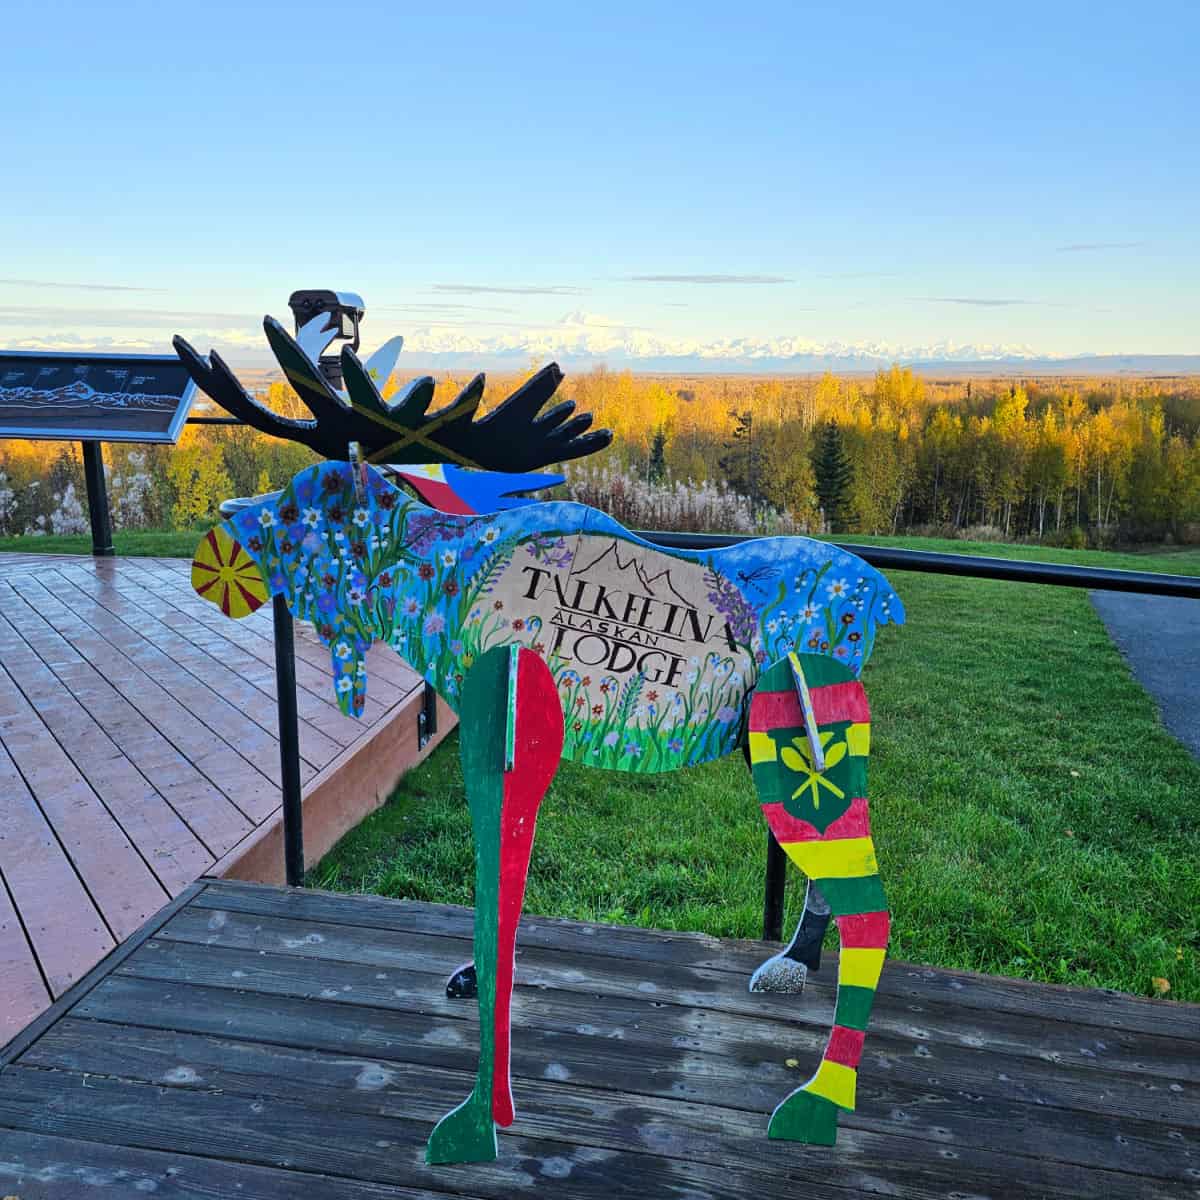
<box><xmin>648</xmin><ymin>427</ymin><xmax>668</xmax><ymax>483</ymax></box>
<box><xmin>813</xmin><ymin>420</ymin><xmax>852</xmax><ymax>531</ymax></box>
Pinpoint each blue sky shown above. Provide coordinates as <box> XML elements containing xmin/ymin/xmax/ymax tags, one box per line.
<box><xmin>2</xmin><ymin>1</ymin><xmax>1196</xmax><ymax>367</ymax></box>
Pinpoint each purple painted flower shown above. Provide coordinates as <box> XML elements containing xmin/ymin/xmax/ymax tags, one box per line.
<box><xmin>423</xmin><ymin>612</ymin><xmax>445</xmax><ymax>636</ymax></box>
<box><xmin>716</xmin><ymin>705</ymin><xmax>738</xmax><ymax>724</ymax></box>
<box><xmin>623</xmin><ymin>742</ymin><xmax>643</xmax><ymax>757</ymax></box>
<box><xmin>668</xmin><ymin>738</ymin><xmax>684</xmax><ymax>753</ymax></box>
<box><xmin>603</xmin><ymin>731</ymin><xmax>620</xmax><ymax>748</ymax></box>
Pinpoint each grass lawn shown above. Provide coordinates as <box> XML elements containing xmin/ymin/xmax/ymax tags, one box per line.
<box><xmin>0</xmin><ymin>529</ymin><xmax>202</xmax><ymax>558</ymax></box>
<box><xmin>312</xmin><ymin>538</ymin><xmax>1200</xmax><ymax>1003</ymax></box>
<box><xmin>4</xmin><ymin>528</ymin><xmax>1197</xmax><ymax>1000</ymax></box>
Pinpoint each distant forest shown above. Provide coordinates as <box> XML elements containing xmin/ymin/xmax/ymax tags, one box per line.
<box><xmin>2</xmin><ymin>366</ymin><xmax>1199</xmax><ymax>547</ymax></box>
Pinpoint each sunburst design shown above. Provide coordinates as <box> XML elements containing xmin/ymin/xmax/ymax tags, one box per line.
<box><xmin>191</xmin><ymin>526</ymin><xmax>268</xmax><ymax>619</ymax></box>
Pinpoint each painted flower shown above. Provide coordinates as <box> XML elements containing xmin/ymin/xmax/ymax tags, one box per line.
<box><xmin>443</xmin><ymin>578</ymin><xmax>459</xmax><ymax>598</ymax></box>
<box><xmin>450</xmin><ymin>639</ymin><xmax>463</xmax><ymax>654</ymax></box>
<box><xmin>603</xmin><ymin>731</ymin><xmax>620</xmax><ymax>747</ymax></box>
<box><xmin>572</xmin><ymin>720</ymin><xmax>583</xmax><ymax>732</ymax></box>
<box><xmin>353</xmin><ymin>508</ymin><xmax>369</xmax><ymax>527</ymax></box>
<box><xmin>258</xmin><ymin>510</ymin><xmax>275</xmax><ymax>528</ymax></box>
<box><xmin>441</xmin><ymin>549</ymin><xmax>456</xmax><ymax>568</ymax></box>
<box><xmin>336</xmin><ymin>676</ymin><xmax>352</xmax><ymax>694</ymax></box>
<box><xmin>592</xmin><ymin>704</ymin><xmax>603</xmax><ymax>716</ymax></box>
<box><xmin>418</xmin><ymin>563</ymin><xmax>435</xmax><ymax>581</ymax></box>
<box><xmin>335</xmin><ymin>642</ymin><xmax>352</xmax><ymax>660</ymax></box>
<box><xmin>322</xmin><ymin>470</ymin><xmax>344</xmax><ymax>495</ymax></box>
<box><xmin>826</xmin><ymin>578</ymin><xmax>849</xmax><ymax>599</ymax></box>
<box><xmin>800</xmin><ymin>603</ymin><xmax>819</xmax><ymax>621</ymax></box>
<box><xmin>841</xmin><ymin>612</ymin><xmax>855</xmax><ymax>626</ymax></box>
<box><xmin>423</xmin><ymin>612</ymin><xmax>446</xmax><ymax>635</ymax></box>
<box><xmin>668</xmin><ymin>738</ymin><xmax>684</xmax><ymax>753</ymax></box>
<box><xmin>623</xmin><ymin>742</ymin><xmax>643</xmax><ymax>758</ymax></box>
<box><xmin>482</xmin><ymin>526</ymin><xmax>499</xmax><ymax>544</ymax></box>
<box><xmin>512</xmin><ymin>618</ymin><xmax>525</xmax><ymax>631</ymax></box>
<box><xmin>766</xmin><ymin>619</ymin><xmax>779</xmax><ymax>634</ymax></box>
<box><xmin>716</xmin><ymin>705</ymin><xmax>738</xmax><ymax>724</ymax></box>
<box><xmin>347</xmin><ymin>588</ymin><xmax>365</xmax><ymax>605</ymax></box>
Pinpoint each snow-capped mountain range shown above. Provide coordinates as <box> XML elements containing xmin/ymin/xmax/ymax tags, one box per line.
<box><xmin>0</xmin><ymin>379</ymin><xmax>179</xmax><ymax>410</ymax></box>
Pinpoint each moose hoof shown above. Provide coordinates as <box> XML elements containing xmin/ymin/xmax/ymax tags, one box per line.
<box><xmin>768</xmin><ymin>1088</ymin><xmax>841</xmax><ymax>1145</ymax></box>
<box><xmin>446</xmin><ymin>962</ymin><xmax>477</xmax><ymax>999</ymax></box>
<box><xmin>749</xmin><ymin>953</ymin><xmax>808</xmax><ymax>994</ymax></box>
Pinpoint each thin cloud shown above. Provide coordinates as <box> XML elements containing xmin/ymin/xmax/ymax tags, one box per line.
<box><xmin>1056</xmin><ymin>241</ymin><xmax>1143</xmax><ymax>253</ymax></box>
<box><xmin>817</xmin><ymin>271</ymin><xmax>901</xmax><ymax>279</ymax></box>
<box><xmin>374</xmin><ymin>302</ymin><xmax>517</xmax><ymax>315</ymax></box>
<box><xmin>432</xmin><ymin>284</ymin><xmax>585</xmax><ymax>296</ymax></box>
<box><xmin>627</xmin><ymin>274</ymin><xmax>792</xmax><ymax>285</ymax></box>
<box><xmin>919</xmin><ymin>296</ymin><xmax>1034</xmax><ymax>307</ymax></box>
<box><xmin>0</xmin><ymin>278</ymin><xmax>166</xmax><ymax>293</ymax></box>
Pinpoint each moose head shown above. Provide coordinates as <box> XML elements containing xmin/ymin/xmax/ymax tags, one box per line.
<box><xmin>173</xmin><ymin>307</ymin><xmax>612</xmax><ymax>472</ymax></box>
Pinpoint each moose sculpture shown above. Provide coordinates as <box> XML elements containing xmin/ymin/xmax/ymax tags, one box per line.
<box><xmin>176</xmin><ymin>303</ymin><xmax>905</xmax><ymax>1163</ymax></box>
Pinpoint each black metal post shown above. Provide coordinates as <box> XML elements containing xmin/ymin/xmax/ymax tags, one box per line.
<box><xmin>80</xmin><ymin>441</ymin><xmax>114</xmax><ymax>557</ymax></box>
<box><xmin>272</xmin><ymin>595</ymin><xmax>305</xmax><ymax>886</ymax></box>
<box><xmin>418</xmin><ymin>682</ymin><xmax>438</xmax><ymax>749</ymax></box>
<box><xmin>762</xmin><ymin>829</ymin><xmax>787</xmax><ymax>941</ymax></box>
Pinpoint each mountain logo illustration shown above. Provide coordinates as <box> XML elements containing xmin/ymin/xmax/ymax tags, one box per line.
<box><xmin>571</xmin><ymin>539</ymin><xmax>697</xmax><ymax>608</ymax></box>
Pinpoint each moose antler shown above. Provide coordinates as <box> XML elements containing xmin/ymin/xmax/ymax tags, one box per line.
<box><xmin>173</xmin><ymin>315</ymin><xmax>612</xmax><ymax>470</ymax></box>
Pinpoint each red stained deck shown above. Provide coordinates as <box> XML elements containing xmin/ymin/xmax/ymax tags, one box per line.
<box><xmin>0</xmin><ymin>552</ymin><xmax>442</xmax><ymax>1039</ymax></box>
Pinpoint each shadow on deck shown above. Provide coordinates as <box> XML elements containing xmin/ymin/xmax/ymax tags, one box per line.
<box><xmin>0</xmin><ymin>879</ymin><xmax>1195</xmax><ymax>1199</ymax></box>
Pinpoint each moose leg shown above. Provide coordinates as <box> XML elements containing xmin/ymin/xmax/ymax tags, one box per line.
<box><xmin>425</xmin><ymin>646</ymin><xmax>564</xmax><ymax>1164</ymax></box>
<box><xmin>747</xmin><ymin>653</ymin><xmax>887</xmax><ymax>1144</ymax></box>
<box><xmin>766</xmin><ymin>826</ymin><xmax>889</xmax><ymax>1145</ymax></box>
<box><xmin>749</xmin><ymin>880</ymin><xmax>832</xmax><ymax>993</ymax></box>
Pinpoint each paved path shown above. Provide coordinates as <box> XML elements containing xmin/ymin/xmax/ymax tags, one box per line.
<box><xmin>1090</xmin><ymin>590</ymin><xmax>1200</xmax><ymax>757</ymax></box>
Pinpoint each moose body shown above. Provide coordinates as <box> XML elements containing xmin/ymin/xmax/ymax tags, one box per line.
<box><xmin>206</xmin><ymin>460</ymin><xmax>903</xmax><ymax>772</ymax></box>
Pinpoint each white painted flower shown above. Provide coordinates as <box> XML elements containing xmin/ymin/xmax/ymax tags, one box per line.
<box><xmin>686</xmin><ymin>670</ymin><xmax>698</xmax><ymax>685</ymax></box>
<box><xmin>766</xmin><ymin>619</ymin><xmax>779</xmax><ymax>634</ymax></box>
<box><xmin>302</xmin><ymin>507</ymin><xmax>320</xmax><ymax>528</ymax></box>
<box><xmin>441</xmin><ymin>549</ymin><xmax>456</xmax><ymax>568</ymax></box>
<box><xmin>353</xmin><ymin>508</ymin><xmax>369</xmax><ymax>527</ymax></box>
<box><xmin>355</xmin><ymin>660</ymin><xmax>367</xmax><ymax>676</ymax></box>
<box><xmin>482</xmin><ymin>526</ymin><xmax>499</xmax><ymax>544</ymax></box>
<box><xmin>258</xmin><ymin>509</ymin><xmax>276</xmax><ymax>528</ymax></box>
<box><xmin>827</xmin><ymin>578</ymin><xmax>849</xmax><ymax>598</ymax></box>
<box><xmin>801</xmin><ymin>603</ymin><xmax>819</xmax><ymax>621</ymax></box>
<box><xmin>336</xmin><ymin>676</ymin><xmax>352</xmax><ymax>694</ymax></box>
<box><xmin>335</xmin><ymin>641</ymin><xmax>352</xmax><ymax>660</ymax></box>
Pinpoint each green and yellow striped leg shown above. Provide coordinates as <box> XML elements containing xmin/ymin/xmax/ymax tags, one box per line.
<box><xmin>748</xmin><ymin>654</ymin><xmax>890</xmax><ymax>1145</ymax></box>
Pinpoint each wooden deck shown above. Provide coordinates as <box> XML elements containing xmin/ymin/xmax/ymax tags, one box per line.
<box><xmin>0</xmin><ymin>553</ymin><xmax>442</xmax><ymax>1041</ymax></box>
<box><xmin>0</xmin><ymin>879</ymin><xmax>1194</xmax><ymax>1199</ymax></box>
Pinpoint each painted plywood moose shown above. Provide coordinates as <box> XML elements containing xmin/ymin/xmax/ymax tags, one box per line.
<box><xmin>176</xmin><ymin>301</ymin><xmax>905</xmax><ymax>1164</ymax></box>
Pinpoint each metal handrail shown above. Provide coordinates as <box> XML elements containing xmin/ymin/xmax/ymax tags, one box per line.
<box><xmin>636</xmin><ymin>530</ymin><xmax>1200</xmax><ymax>600</ymax></box>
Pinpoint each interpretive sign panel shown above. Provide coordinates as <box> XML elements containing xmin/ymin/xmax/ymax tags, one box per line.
<box><xmin>0</xmin><ymin>351</ymin><xmax>196</xmax><ymax>443</ymax></box>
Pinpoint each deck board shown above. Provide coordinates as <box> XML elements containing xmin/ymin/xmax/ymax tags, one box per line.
<box><xmin>0</xmin><ymin>554</ymin><xmax>429</xmax><ymax>1040</ymax></box>
<box><xmin>0</xmin><ymin>878</ymin><xmax>1194</xmax><ymax>1200</ymax></box>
